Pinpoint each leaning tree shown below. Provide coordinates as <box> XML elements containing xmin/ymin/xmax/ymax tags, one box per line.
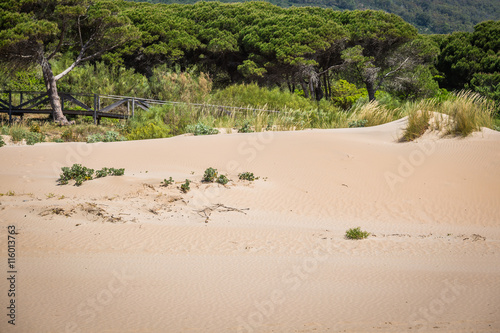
<box><xmin>0</xmin><ymin>0</ymin><xmax>139</xmax><ymax>124</ymax></box>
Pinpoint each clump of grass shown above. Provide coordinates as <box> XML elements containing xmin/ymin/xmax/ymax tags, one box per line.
<box><xmin>439</xmin><ymin>91</ymin><xmax>494</xmax><ymax>136</ymax></box>
<box><xmin>239</xmin><ymin>172</ymin><xmax>258</xmax><ymax>181</ymax></box>
<box><xmin>0</xmin><ymin>136</ymin><xmax>5</xmax><ymax>147</ymax></box>
<box><xmin>345</xmin><ymin>227</ymin><xmax>370</xmax><ymax>240</ymax></box>
<box><xmin>180</xmin><ymin>179</ymin><xmax>190</xmax><ymax>193</ymax></box>
<box><xmin>349</xmin><ymin>100</ymin><xmax>402</xmax><ymax>127</ymax></box>
<box><xmin>401</xmin><ymin>107</ymin><xmax>431</xmax><ymax>142</ymax></box>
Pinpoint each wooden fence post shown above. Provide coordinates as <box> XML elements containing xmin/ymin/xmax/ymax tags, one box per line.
<box><xmin>93</xmin><ymin>94</ymin><xmax>98</xmax><ymax>125</ymax></box>
<box><xmin>8</xmin><ymin>91</ymin><xmax>12</xmax><ymax>123</ymax></box>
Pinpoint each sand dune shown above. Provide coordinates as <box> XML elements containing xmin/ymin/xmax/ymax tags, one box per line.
<box><xmin>1</xmin><ymin>119</ymin><xmax>499</xmax><ymax>332</ymax></box>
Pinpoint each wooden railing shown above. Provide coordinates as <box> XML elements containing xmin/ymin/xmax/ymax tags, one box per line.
<box><xmin>0</xmin><ymin>91</ymin><xmax>280</xmax><ymax>124</ymax></box>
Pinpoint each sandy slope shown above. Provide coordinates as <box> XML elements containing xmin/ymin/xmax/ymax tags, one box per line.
<box><xmin>0</xmin><ymin>119</ymin><xmax>499</xmax><ymax>333</ymax></box>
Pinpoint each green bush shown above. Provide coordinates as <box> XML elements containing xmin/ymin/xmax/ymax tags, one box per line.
<box><xmin>180</xmin><ymin>179</ymin><xmax>191</xmax><ymax>193</ymax></box>
<box><xmin>127</xmin><ymin>122</ymin><xmax>171</xmax><ymax>141</ymax></box>
<box><xmin>161</xmin><ymin>177</ymin><xmax>174</xmax><ymax>186</ymax></box>
<box><xmin>211</xmin><ymin>83</ymin><xmax>315</xmax><ymax>111</ymax></box>
<box><xmin>238</xmin><ymin>120</ymin><xmax>254</xmax><ymax>133</ymax></box>
<box><xmin>216</xmin><ymin>174</ymin><xmax>229</xmax><ymax>185</ymax></box>
<box><xmin>345</xmin><ymin>227</ymin><xmax>370</xmax><ymax>240</ymax></box>
<box><xmin>59</xmin><ymin>164</ymin><xmax>124</xmax><ymax>186</ymax></box>
<box><xmin>59</xmin><ymin>164</ymin><xmax>95</xmax><ymax>186</ymax></box>
<box><xmin>126</xmin><ymin>104</ymin><xmax>193</xmax><ymax>140</ymax></box>
<box><xmin>25</xmin><ymin>132</ymin><xmax>45</xmax><ymax>145</ymax></box>
<box><xmin>87</xmin><ymin>131</ymin><xmax>126</xmax><ymax>143</ymax></box>
<box><xmin>0</xmin><ymin>136</ymin><xmax>5</xmax><ymax>147</ymax></box>
<box><xmin>202</xmin><ymin>167</ymin><xmax>218</xmax><ymax>182</ymax></box>
<box><xmin>186</xmin><ymin>122</ymin><xmax>219</xmax><ymax>135</ymax></box>
<box><xmin>348</xmin><ymin>119</ymin><xmax>368</xmax><ymax>128</ymax></box>
<box><xmin>238</xmin><ymin>172</ymin><xmax>257</xmax><ymax>181</ymax></box>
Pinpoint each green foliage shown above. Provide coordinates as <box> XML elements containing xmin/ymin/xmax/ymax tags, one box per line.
<box><xmin>127</xmin><ymin>122</ymin><xmax>171</xmax><ymax>140</ymax></box>
<box><xmin>238</xmin><ymin>120</ymin><xmax>254</xmax><ymax>133</ymax></box>
<box><xmin>126</xmin><ymin>104</ymin><xmax>192</xmax><ymax>140</ymax></box>
<box><xmin>180</xmin><ymin>179</ymin><xmax>191</xmax><ymax>193</ymax></box>
<box><xmin>330</xmin><ymin>80</ymin><xmax>367</xmax><ymax>109</ymax></box>
<box><xmin>216</xmin><ymin>174</ymin><xmax>229</xmax><ymax>185</ymax></box>
<box><xmin>202</xmin><ymin>167</ymin><xmax>218</xmax><ymax>183</ymax></box>
<box><xmin>87</xmin><ymin>131</ymin><xmax>126</xmax><ymax>143</ymax></box>
<box><xmin>238</xmin><ymin>172</ymin><xmax>257</xmax><ymax>181</ymax></box>
<box><xmin>161</xmin><ymin>177</ymin><xmax>174</xmax><ymax>186</ymax></box>
<box><xmin>0</xmin><ymin>136</ymin><xmax>5</xmax><ymax>147</ymax></box>
<box><xmin>186</xmin><ymin>122</ymin><xmax>219</xmax><ymax>135</ymax></box>
<box><xmin>149</xmin><ymin>65</ymin><xmax>212</xmax><ymax>103</ymax></box>
<box><xmin>212</xmin><ymin>83</ymin><xmax>316</xmax><ymax>111</ymax></box>
<box><xmin>348</xmin><ymin>119</ymin><xmax>368</xmax><ymax>128</ymax></box>
<box><xmin>345</xmin><ymin>227</ymin><xmax>370</xmax><ymax>240</ymax></box>
<box><xmin>59</xmin><ymin>164</ymin><xmax>95</xmax><ymax>186</ymax></box>
<box><xmin>59</xmin><ymin>164</ymin><xmax>124</xmax><ymax>186</ymax></box>
<box><xmin>24</xmin><ymin>132</ymin><xmax>45</xmax><ymax>145</ymax></box>
<box><xmin>55</xmin><ymin>59</ymin><xmax>149</xmax><ymax>97</ymax></box>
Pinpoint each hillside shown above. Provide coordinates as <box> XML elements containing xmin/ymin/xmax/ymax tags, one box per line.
<box><xmin>126</xmin><ymin>0</ymin><xmax>500</xmax><ymax>34</ymax></box>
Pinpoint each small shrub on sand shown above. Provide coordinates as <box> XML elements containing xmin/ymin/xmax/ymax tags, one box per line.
<box><xmin>161</xmin><ymin>177</ymin><xmax>174</xmax><ymax>187</ymax></box>
<box><xmin>180</xmin><ymin>179</ymin><xmax>191</xmax><ymax>193</ymax></box>
<box><xmin>202</xmin><ymin>167</ymin><xmax>218</xmax><ymax>182</ymax></box>
<box><xmin>59</xmin><ymin>164</ymin><xmax>124</xmax><ymax>186</ymax></box>
<box><xmin>0</xmin><ymin>136</ymin><xmax>5</xmax><ymax>147</ymax></box>
<box><xmin>216</xmin><ymin>174</ymin><xmax>229</xmax><ymax>185</ymax></box>
<box><xmin>239</xmin><ymin>172</ymin><xmax>257</xmax><ymax>181</ymax></box>
<box><xmin>345</xmin><ymin>227</ymin><xmax>370</xmax><ymax>240</ymax></box>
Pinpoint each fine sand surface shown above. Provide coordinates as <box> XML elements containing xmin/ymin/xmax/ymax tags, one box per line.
<box><xmin>1</xmin><ymin>118</ymin><xmax>499</xmax><ymax>332</ymax></box>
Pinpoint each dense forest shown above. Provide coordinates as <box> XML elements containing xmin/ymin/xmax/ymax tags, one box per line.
<box><xmin>126</xmin><ymin>0</ymin><xmax>500</xmax><ymax>34</ymax></box>
<box><xmin>0</xmin><ymin>0</ymin><xmax>499</xmax><ymax>132</ymax></box>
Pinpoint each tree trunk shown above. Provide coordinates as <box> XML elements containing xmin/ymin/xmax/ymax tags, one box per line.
<box><xmin>365</xmin><ymin>80</ymin><xmax>377</xmax><ymax>102</ymax></box>
<box><xmin>39</xmin><ymin>55</ymin><xmax>69</xmax><ymax>125</ymax></box>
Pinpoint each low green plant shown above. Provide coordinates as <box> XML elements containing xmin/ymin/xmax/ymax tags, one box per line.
<box><xmin>161</xmin><ymin>177</ymin><xmax>174</xmax><ymax>186</ymax></box>
<box><xmin>239</xmin><ymin>172</ymin><xmax>257</xmax><ymax>181</ymax></box>
<box><xmin>59</xmin><ymin>164</ymin><xmax>124</xmax><ymax>186</ymax></box>
<box><xmin>238</xmin><ymin>120</ymin><xmax>254</xmax><ymax>133</ymax></box>
<box><xmin>348</xmin><ymin>119</ymin><xmax>368</xmax><ymax>128</ymax></box>
<box><xmin>216</xmin><ymin>174</ymin><xmax>229</xmax><ymax>185</ymax></box>
<box><xmin>202</xmin><ymin>167</ymin><xmax>218</xmax><ymax>182</ymax></box>
<box><xmin>86</xmin><ymin>130</ymin><xmax>126</xmax><ymax>143</ymax></box>
<box><xmin>180</xmin><ymin>179</ymin><xmax>190</xmax><ymax>193</ymax></box>
<box><xmin>25</xmin><ymin>132</ymin><xmax>45</xmax><ymax>145</ymax></box>
<box><xmin>345</xmin><ymin>227</ymin><xmax>370</xmax><ymax>240</ymax></box>
<box><xmin>0</xmin><ymin>136</ymin><xmax>5</xmax><ymax>147</ymax></box>
<box><xmin>186</xmin><ymin>122</ymin><xmax>219</xmax><ymax>136</ymax></box>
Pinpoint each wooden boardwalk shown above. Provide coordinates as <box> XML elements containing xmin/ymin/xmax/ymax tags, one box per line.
<box><xmin>0</xmin><ymin>91</ymin><xmax>168</xmax><ymax>124</ymax></box>
<box><xmin>0</xmin><ymin>91</ymin><xmax>281</xmax><ymax>124</ymax></box>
